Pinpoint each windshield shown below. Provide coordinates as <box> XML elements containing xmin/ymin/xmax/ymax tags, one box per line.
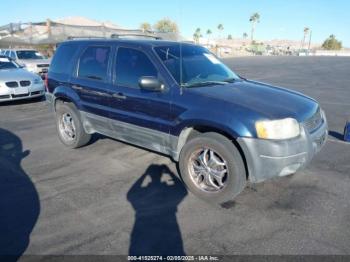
<box><xmin>154</xmin><ymin>44</ymin><xmax>239</xmax><ymax>87</ymax></box>
<box><xmin>0</xmin><ymin>57</ymin><xmax>19</xmax><ymax>70</ymax></box>
<box><xmin>16</xmin><ymin>50</ymin><xmax>45</xmax><ymax>60</ymax></box>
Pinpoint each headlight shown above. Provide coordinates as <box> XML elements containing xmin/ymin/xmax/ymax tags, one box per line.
<box><xmin>26</xmin><ymin>64</ymin><xmax>36</xmax><ymax>71</ymax></box>
<box><xmin>255</xmin><ymin>118</ymin><xmax>300</xmax><ymax>139</ymax></box>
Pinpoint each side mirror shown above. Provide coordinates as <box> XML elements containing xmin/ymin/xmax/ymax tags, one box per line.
<box><xmin>139</xmin><ymin>76</ymin><xmax>164</xmax><ymax>92</ymax></box>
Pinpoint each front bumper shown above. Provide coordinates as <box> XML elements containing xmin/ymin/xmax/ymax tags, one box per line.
<box><xmin>237</xmin><ymin>118</ymin><xmax>328</xmax><ymax>183</ymax></box>
<box><xmin>0</xmin><ymin>84</ymin><xmax>45</xmax><ymax>102</ymax></box>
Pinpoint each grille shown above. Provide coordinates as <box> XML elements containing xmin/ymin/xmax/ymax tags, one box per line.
<box><xmin>31</xmin><ymin>91</ymin><xmax>41</xmax><ymax>95</ymax></box>
<box><xmin>37</xmin><ymin>64</ymin><xmax>49</xmax><ymax>68</ymax></box>
<box><xmin>12</xmin><ymin>93</ymin><xmax>29</xmax><ymax>98</ymax></box>
<box><xmin>0</xmin><ymin>95</ymin><xmax>10</xmax><ymax>99</ymax></box>
<box><xmin>20</xmin><ymin>80</ymin><xmax>31</xmax><ymax>87</ymax></box>
<box><xmin>5</xmin><ymin>81</ymin><xmax>18</xmax><ymax>88</ymax></box>
<box><xmin>303</xmin><ymin>107</ymin><xmax>323</xmax><ymax>133</ymax></box>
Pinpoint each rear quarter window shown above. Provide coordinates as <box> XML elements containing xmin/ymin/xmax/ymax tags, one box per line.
<box><xmin>50</xmin><ymin>43</ymin><xmax>79</xmax><ymax>74</ymax></box>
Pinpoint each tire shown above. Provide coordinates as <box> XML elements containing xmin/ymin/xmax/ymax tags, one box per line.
<box><xmin>55</xmin><ymin>101</ymin><xmax>91</xmax><ymax>148</ymax></box>
<box><xmin>179</xmin><ymin>132</ymin><xmax>246</xmax><ymax>204</ymax></box>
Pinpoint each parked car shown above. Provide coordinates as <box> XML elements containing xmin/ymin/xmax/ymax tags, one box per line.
<box><xmin>46</xmin><ymin>39</ymin><xmax>328</xmax><ymax>203</ymax></box>
<box><xmin>2</xmin><ymin>49</ymin><xmax>50</xmax><ymax>76</ymax></box>
<box><xmin>0</xmin><ymin>56</ymin><xmax>45</xmax><ymax>102</ymax></box>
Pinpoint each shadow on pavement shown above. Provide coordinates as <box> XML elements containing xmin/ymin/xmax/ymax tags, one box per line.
<box><xmin>0</xmin><ymin>128</ymin><xmax>40</xmax><ymax>260</ymax></box>
<box><xmin>328</xmin><ymin>130</ymin><xmax>344</xmax><ymax>141</ymax></box>
<box><xmin>127</xmin><ymin>164</ymin><xmax>187</xmax><ymax>256</ymax></box>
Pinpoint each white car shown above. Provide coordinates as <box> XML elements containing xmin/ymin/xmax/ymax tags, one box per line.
<box><xmin>3</xmin><ymin>49</ymin><xmax>50</xmax><ymax>76</ymax></box>
<box><xmin>0</xmin><ymin>56</ymin><xmax>45</xmax><ymax>102</ymax></box>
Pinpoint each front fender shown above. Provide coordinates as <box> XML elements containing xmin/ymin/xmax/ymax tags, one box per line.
<box><xmin>172</xmin><ymin>109</ymin><xmax>254</xmax><ymax>139</ymax></box>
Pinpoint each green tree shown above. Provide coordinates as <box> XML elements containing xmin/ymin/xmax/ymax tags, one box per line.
<box><xmin>322</xmin><ymin>35</ymin><xmax>342</xmax><ymax>50</ymax></box>
<box><xmin>243</xmin><ymin>32</ymin><xmax>248</xmax><ymax>39</ymax></box>
<box><xmin>249</xmin><ymin>12</ymin><xmax>260</xmax><ymax>42</ymax></box>
<box><xmin>154</xmin><ymin>18</ymin><xmax>179</xmax><ymax>33</ymax></box>
<box><xmin>140</xmin><ymin>22</ymin><xmax>151</xmax><ymax>32</ymax></box>
<box><xmin>227</xmin><ymin>34</ymin><xmax>233</xmax><ymax>40</ymax></box>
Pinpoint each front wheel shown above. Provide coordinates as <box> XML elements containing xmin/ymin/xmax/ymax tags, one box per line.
<box><xmin>179</xmin><ymin>132</ymin><xmax>246</xmax><ymax>204</ymax></box>
<box><xmin>55</xmin><ymin>102</ymin><xmax>91</xmax><ymax>148</ymax></box>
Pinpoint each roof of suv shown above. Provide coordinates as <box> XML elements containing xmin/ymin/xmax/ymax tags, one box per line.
<box><xmin>65</xmin><ymin>39</ymin><xmax>196</xmax><ymax>48</ymax></box>
<box><xmin>3</xmin><ymin>49</ymin><xmax>38</xmax><ymax>52</ymax></box>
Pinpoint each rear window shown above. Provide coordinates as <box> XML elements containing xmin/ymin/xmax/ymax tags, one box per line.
<box><xmin>78</xmin><ymin>46</ymin><xmax>110</xmax><ymax>81</ymax></box>
<box><xmin>16</xmin><ymin>50</ymin><xmax>44</xmax><ymax>59</ymax></box>
<box><xmin>50</xmin><ymin>44</ymin><xmax>79</xmax><ymax>74</ymax></box>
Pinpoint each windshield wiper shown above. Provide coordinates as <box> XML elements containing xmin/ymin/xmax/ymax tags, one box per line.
<box><xmin>181</xmin><ymin>81</ymin><xmax>228</xmax><ymax>88</ymax></box>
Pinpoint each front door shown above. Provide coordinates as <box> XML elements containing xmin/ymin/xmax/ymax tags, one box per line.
<box><xmin>109</xmin><ymin>46</ymin><xmax>174</xmax><ymax>154</ymax></box>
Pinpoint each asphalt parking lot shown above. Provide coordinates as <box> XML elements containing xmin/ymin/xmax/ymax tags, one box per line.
<box><xmin>1</xmin><ymin>56</ymin><xmax>349</xmax><ymax>257</ymax></box>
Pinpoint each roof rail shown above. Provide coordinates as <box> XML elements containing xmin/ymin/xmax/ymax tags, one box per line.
<box><xmin>110</xmin><ymin>33</ymin><xmax>161</xmax><ymax>40</ymax></box>
<box><xmin>67</xmin><ymin>36</ymin><xmax>107</xmax><ymax>40</ymax></box>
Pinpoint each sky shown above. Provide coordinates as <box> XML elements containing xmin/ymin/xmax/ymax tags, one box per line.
<box><xmin>1</xmin><ymin>0</ymin><xmax>350</xmax><ymax>47</ymax></box>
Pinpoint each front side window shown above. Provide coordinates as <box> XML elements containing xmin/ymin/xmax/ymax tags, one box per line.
<box><xmin>115</xmin><ymin>47</ymin><xmax>157</xmax><ymax>88</ymax></box>
<box><xmin>16</xmin><ymin>50</ymin><xmax>44</xmax><ymax>60</ymax></box>
<box><xmin>78</xmin><ymin>46</ymin><xmax>110</xmax><ymax>81</ymax></box>
<box><xmin>154</xmin><ymin>45</ymin><xmax>239</xmax><ymax>87</ymax></box>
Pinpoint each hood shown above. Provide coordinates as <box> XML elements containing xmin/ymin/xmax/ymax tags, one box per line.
<box><xmin>0</xmin><ymin>68</ymin><xmax>39</xmax><ymax>82</ymax></box>
<box><xmin>188</xmin><ymin>79</ymin><xmax>318</xmax><ymax>122</ymax></box>
<box><xmin>18</xmin><ymin>58</ymin><xmax>51</xmax><ymax>66</ymax></box>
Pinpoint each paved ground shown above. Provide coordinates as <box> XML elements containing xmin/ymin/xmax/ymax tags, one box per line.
<box><xmin>0</xmin><ymin>57</ymin><xmax>349</xmax><ymax>257</ymax></box>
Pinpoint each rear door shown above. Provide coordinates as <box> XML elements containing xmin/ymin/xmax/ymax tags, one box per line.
<box><xmin>70</xmin><ymin>45</ymin><xmax>114</xmax><ymax>133</ymax></box>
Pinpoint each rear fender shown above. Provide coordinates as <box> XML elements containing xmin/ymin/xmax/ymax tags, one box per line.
<box><xmin>52</xmin><ymin>86</ymin><xmax>81</xmax><ymax>111</ymax></box>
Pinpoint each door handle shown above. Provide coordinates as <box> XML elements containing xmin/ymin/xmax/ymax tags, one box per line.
<box><xmin>71</xmin><ymin>84</ymin><xmax>83</xmax><ymax>90</ymax></box>
<box><xmin>112</xmin><ymin>92</ymin><xmax>126</xmax><ymax>99</ymax></box>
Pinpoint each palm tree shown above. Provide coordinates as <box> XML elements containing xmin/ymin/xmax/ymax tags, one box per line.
<box><xmin>140</xmin><ymin>22</ymin><xmax>151</xmax><ymax>32</ymax></box>
<box><xmin>193</xmin><ymin>28</ymin><xmax>202</xmax><ymax>44</ymax></box>
<box><xmin>301</xmin><ymin>27</ymin><xmax>310</xmax><ymax>49</ymax></box>
<box><xmin>243</xmin><ymin>32</ymin><xmax>248</xmax><ymax>39</ymax></box>
<box><xmin>249</xmin><ymin>13</ymin><xmax>260</xmax><ymax>42</ymax></box>
<box><xmin>217</xmin><ymin>24</ymin><xmax>224</xmax><ymax>39</ymax></box>
<box><xmin>206</xmin><ymin>29</ymin><xmax>212</xmax><ymax>45</ymax></box>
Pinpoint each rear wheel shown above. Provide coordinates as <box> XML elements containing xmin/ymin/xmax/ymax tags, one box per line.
<box><xmin>179</xmin><ymin>132</ymin><xmax>246</xmax><ymax>203</ymax></box>
<box><xmin>55</xmin><ymin>101</ymin><xmax>91</xmax><ymax>148</ymax></box>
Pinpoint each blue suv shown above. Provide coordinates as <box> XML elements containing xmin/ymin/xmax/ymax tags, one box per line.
<box><xmin>46</xmin><ymin>39</ymin><xmax>328</xmax><ymax>203</ymax></box>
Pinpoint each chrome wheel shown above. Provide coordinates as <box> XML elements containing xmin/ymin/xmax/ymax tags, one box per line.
<box><xmin>188</xmin><ymin>148</ymin><xmax>228</xmax><ymax>192</ymax></box>
<box><xmin>58</xmin><ymin>113</ymin><xmax>76</xmax><ymax>142</ymax></box>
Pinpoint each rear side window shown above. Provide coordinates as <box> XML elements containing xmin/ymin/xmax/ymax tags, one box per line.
<box><xmin>78</xmin><ymin>46</ymin><xmax>110</xmax><ymax>81</ymax></box>
<box><xmin>50</xmin><ymin>44</ymin><xmax>78</xmax><ymax>74</ymax></box>
<box><xmin>115</xmin><ymin>47</ymin><xmax>157</xmax><ymax>88</ymax></box>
